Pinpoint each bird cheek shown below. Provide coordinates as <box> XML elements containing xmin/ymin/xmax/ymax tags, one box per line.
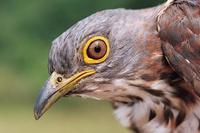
<box><xmin>77</xmin><ymin>83</ymin><xmax>115</xmax><ymax>101</ymax></box>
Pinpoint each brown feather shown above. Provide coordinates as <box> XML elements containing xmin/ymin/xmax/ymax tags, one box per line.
<box><xmin>158</xmin><ymin>1</ymin><xmax>200</xmax><ymax>95</ymax></box>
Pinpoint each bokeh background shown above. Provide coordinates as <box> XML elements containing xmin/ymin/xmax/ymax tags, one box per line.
<box><xmin>0</xmin><ymin>0</ymin><xmax>164</xmax><ymax>133</ymax></box>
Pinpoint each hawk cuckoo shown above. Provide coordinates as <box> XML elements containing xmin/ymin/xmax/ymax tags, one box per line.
<box><xmin>34</xmin><ymin>0</ymin><xmax>200</xmax><ymax>132</ymax></box>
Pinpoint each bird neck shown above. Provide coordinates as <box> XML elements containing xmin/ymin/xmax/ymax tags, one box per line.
<box><xmin>112</xmin><ymin>76</ymin><xmax>200</xmax><ymax>133</ymax></box>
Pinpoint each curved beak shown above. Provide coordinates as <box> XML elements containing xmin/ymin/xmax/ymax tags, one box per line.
<box><xmin>34</xmin><ymin>69</ymin><xmax>96</xmax><ymax>120</ymax></box>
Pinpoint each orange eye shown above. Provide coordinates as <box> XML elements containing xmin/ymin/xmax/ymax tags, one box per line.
<box><xmin>87</xmin><ymin>40</ymin><xmax>107</xmax><ymax>59</ymax></box>
<box><xmin>83</xmin><ymin>36</ymin><xmax>110</xmax><ymax>64</ymax></box>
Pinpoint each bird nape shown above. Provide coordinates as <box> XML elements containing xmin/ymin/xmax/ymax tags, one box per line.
<box><xmin>34</xmin><ymin>0</ymin><xmax>200</xmax><ymax>133</ymax></box>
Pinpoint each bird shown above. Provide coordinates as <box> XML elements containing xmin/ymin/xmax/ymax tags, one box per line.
<box><xmin>34</xmin><ymin>0</ymin><xmax>200</xmax><ymax>133</ymax></box>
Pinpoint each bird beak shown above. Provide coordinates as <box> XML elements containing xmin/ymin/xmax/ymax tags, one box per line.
<box><xmin>34</xmin><ymin>69</ymin><xmax>96</xmax><ymax>120</ymax></box>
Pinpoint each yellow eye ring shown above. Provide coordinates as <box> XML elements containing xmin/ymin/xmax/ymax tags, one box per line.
<box><xmin>83</xmin><ymin>36</ymin><xmax>110</xmax><ymax>64</ymax></box>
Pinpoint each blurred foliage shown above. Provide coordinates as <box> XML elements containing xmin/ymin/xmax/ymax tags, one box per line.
<box><xmin>0</xmin><ymin>0</ymin><xmax>164</xmax><ymax>133</ymax></box>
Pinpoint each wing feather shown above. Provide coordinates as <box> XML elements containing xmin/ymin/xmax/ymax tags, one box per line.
<box><xmin>158</xmin><ymin>1</ymin><xmax>200</xmax><ymax>94</ymax></box>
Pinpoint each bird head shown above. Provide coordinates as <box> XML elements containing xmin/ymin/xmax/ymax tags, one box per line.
<box><xmin>34</xmin><ymin>9</ymin><xmax>161</xmax><ymax>120</ymax></box>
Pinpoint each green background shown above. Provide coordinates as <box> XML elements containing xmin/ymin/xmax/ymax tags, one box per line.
<box><xmin>0</xmin><ymin>0</ymin><xmax>164</xmax><ymax>133</ymax></box>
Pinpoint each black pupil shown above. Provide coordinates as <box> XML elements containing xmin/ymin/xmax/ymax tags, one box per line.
<box><xmin>94</xmin><ymin>46</ymin><xmax>101</xmax><ymax>53</ymax></box>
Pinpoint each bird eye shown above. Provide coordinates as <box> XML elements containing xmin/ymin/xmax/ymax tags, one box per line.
<box><xmin>87</xmin><ymin>40</ymin><xmax>107</xmax><ymax>59</ymax></box>
<box><xmin>83</xmin><ymin>36</ymin><xmax>110</xmax><ymax>64</ymax></box>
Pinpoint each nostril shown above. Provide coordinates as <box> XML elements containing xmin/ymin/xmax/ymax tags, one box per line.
<box><xmin>57</xmin><ymin>77</ymin><xmax>63</xmax><ymax>82</ymax></box>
